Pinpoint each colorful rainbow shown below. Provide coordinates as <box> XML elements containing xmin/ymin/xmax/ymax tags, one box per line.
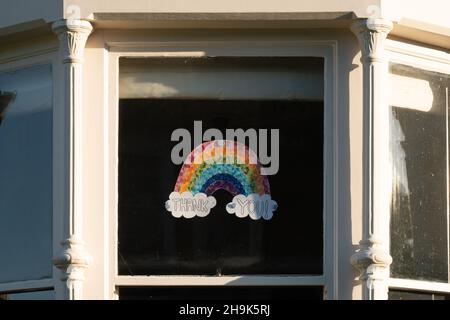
<box><xmin>174</xmin><ymin>140</ymin><xmax>270</xmax><ymax>197</ymax></box>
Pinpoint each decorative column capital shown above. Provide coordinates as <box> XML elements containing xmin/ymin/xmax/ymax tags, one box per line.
<box><xmin>52</xmin><ymin>19</ymin><xmax>93</xmax><ymax>64</ymax></box>
<box><xmin>351</xmin><ymin>19</ymin><xmax>393</xmax><ymax>63</ymax></box>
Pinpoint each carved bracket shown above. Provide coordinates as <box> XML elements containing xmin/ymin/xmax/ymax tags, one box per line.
<box><xmin>53</xmin><ymin>236</ymin><xmax>93</xmax><ymax>288</ymax></box>
<box><xmin>52</xmin><ymin>19</ymin><xmax>92</xmax><ymax>64</ymax></box>
<box><xmin>351</xmin><ymin>237</ymin><xmax>392</xmax><ymax>283</ymax></box>
<box><xmin>351</xmin><ymin>18</ymin><xmax>393</xmax><ymax>63</ymax></box>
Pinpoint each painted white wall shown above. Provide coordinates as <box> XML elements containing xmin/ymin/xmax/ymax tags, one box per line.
<box><xmin>382</xmin><ymin>0</ymin><xmax>450</xmax><ymax>31</ymax></box>
<box><xmin>64</xmin><ymin>0</ymin><xmax>379</xmax><ymax>16</ymax></box>
<box><xmin>1</xmin><ymin>0</ymin><xmax>449</xmax><ymax>40</ymax></box>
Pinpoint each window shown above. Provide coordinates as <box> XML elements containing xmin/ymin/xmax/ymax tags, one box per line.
<box><xmin>389</xmin><ymin>289</ymin><xmax>450</xmax><ymax>300</ymax></box>
<box><xmin>387</xmin><ymin>42</ymin><xmax>450</xmax><ymax>298</ymax></box>
<box><xmin>116</xmin><ymin>56</ymin><xmax>326</xmax><ymax>299</ymax></box>
<box><xmin>390</xmin><ymin>63</ymin><xmax>450</xmax><ymax>282</ymax></box>
<box><xmin>0</xmin><ymin>289</ymin><xmax>55</xmax><ymax>300</ymax></box>
<box><xmin>118</xmin><ymin>286</ymin><xmax>323</xmax><ymax>300</ymax></box>
<box><xmin>0</xmin><ymin>63</ymin><xmax>53</xmax><ymax>296</ymax></box>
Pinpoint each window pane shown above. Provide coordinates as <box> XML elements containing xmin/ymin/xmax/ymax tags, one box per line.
<box><xmin>389</xmin><ymin>63</ymin><xmax>450</xmax><ymax>282</ymax></box>
<box><xmin>119</xmin><ymin>286</ymin><xmax>323</xmax><ymax>300</ymax></box>
<box><xmin>0</xmin><ymin>290</ymin><xmax>55</xmax><ymax>300</ymax></box>
<box><xmin>389</xmin><ymin>290</ymin><xmax>450</xmax><ymax>300</ymax></box>
<box><xmin>120</xmin><ymin>57</ymin><xmax>323</xmax><ymax>100</ymax></box>
<box><xmin>0</xmin><ymin>64</ymin><xmax>53</xmax><ymax>283</ymax></box>
<box><xmin>118</xmin><ymin>57</ymin><xmax>324</xmax><ymax>275</ymax></box>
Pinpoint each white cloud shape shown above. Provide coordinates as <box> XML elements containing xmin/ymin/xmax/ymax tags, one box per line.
<box><xmin>226</xmin><ymin>194</ymin><xmax>277</xmax><ymax>220</ymax></box>
<box><xmin>165</xmin><ymin>191</ymin><xmax>217</xmax><ymax>218</ymax></box>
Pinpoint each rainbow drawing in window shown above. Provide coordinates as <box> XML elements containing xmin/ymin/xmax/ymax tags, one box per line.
<box><xmin>165</xmin><ymin>140</ymin><xmax>277</xmax><ymax>220</ymax></box>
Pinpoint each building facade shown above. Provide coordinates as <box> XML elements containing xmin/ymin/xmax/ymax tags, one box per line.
<box><xmin>0</xmin><ymin>0</ymin><xmax>449</xmax><ymax>300</ymax></box>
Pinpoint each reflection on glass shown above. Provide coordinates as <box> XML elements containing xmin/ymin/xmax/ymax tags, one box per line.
<box><xmin>120</xmin><ymin>57</ymin><xmax>324</xmax><ymax>101</ymax></box>
<box><xmin>0</xmin><ymin>290</ymin><xmax>55</xmax><ymax>300</ymax></box>
<box><xmin>0</xmin><ymin>65</ymin><xmax>53</xmax><ymax>283</ymax></box>
<box><xmin>0</xmin><ymin>90</ymin><xmax>16</xmax><ymax>125</ymax></box>
<box><xmin>389</xmin><ymin>290</ymin><xmax>450</xmax><ymax>300</ymax></box>
<box><xmin>389</xmin><ymin>63</ymin><xmax>450</xmax><ymax>282</ymax></box>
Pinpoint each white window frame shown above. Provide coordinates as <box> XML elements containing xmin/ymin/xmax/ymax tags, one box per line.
<box><xmin>0</xmin><ymin>50</ymin><xmax>59</xmax><ymax>296</ymax></box>
<box><xmin>105</xmin><ymin>39</ymin><xmax>339</xmax><ymax>300</ymax></box>
<box><xmin>386</xmin><ymin>38</ymin><xmax>450</xmax><ymax>296</ymax></box>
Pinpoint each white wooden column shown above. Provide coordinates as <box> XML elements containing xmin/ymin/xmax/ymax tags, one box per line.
<box><xmin>51</xmin><ymin>19</ymin><xmax>93</xmax><ymax>300</ymax></box>
<box><xmin>350</xmin><ymin>18</ymin><xmax>394</xmax><ymax>300</ymax></box>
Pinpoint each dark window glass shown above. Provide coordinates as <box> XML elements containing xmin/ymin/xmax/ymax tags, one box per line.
<box><xmin>389</xmin><ymin>289</ymin><xmax>450</xmax><ymax>300</ymax></box>
<box><xmin>389</xmin><ymin>63</ymin><xmax>450</xmax><ymax>282</ymax></box>
<box><xmin>119</xmin><ymin>286</ymin><xmax>323</xmax><ymax>300</ymax></box>
<box><xmin>118</xmin><ymin>57</ymin><xmax>324</xmax><ymax>276</ymax></box>
<box><xmin>0</xmin><ymin>65</ymin><xmax>53</xmax><ymax>283</ymax></box>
